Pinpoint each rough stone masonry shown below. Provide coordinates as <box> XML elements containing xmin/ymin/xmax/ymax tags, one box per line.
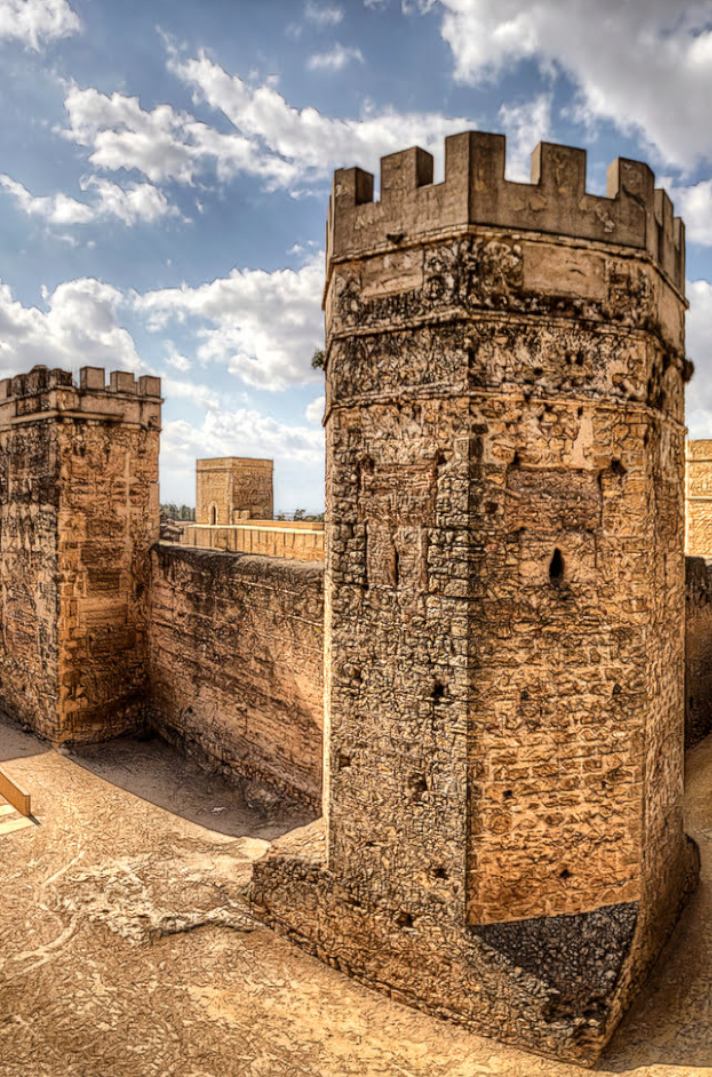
<box><xmin>0</xmin><ymin>365</ymin><xmax>160</xmax><ymax>744</ymax></box>
<box><xmin>250</xmin><ymin>132</ymin><xmax>699</xmax><ymax>1065</ymax></box>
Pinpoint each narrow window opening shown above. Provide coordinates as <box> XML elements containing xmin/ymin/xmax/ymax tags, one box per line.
<box><xmin>432</xmin><ymin>867</ymin><xmax>448</xmax><ymax>880</ymax></box>
<box><xmin>210</xmin><ymin>505</ymin><xmax>217</xmax><ymax>525</ymax></box>
<box><xmin>393</xmin><ymin>547</ymin><xmax>400</xmax><ymax>587</ymax></box>
<box><xmin>549</xmin><ymin>548</ymin><xmax>564</xmax><ymax>584</ymax></box>
<box><xmin>432</xmin><ymin>681</ymin><xmax>446</xmax><ymax>703</ymax></box>
<box><xmin>409</xmin><ymin>775</ymin><xmax>428</xmax><ymax>802</ymax></box>
<box><xmin>559</xmin><ymin>868</ymin><xmax>572</xmax><ymax>881</ymax></box>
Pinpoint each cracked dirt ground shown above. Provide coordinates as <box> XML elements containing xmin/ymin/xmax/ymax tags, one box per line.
<box><xmin>3</xmin><ymin>719</ymin><xmax>712</xmax><ymax>1077</ymax></box>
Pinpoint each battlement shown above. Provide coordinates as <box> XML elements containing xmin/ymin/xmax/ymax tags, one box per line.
<box><xmin>326</xmin><ymin>131</ymin><xmax>685</xmax><ymax>291</ymax></box>
<box><xmin>0</xmin><ymin>365</ymin><xmax>162</xmax><ymax>427</ymax></box>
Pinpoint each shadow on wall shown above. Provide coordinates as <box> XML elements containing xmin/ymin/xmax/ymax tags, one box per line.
<box><xmin>686</xmin><ymin>557</ymin><xmax>712</xmax><ymax>749</ymax></box>
<box><xmin>0</xmin><ymin>716</ymin><xmax>51</xmax><ymax>764</ymax></box>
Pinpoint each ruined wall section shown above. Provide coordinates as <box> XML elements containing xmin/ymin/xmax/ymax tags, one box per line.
<box><xmin>196</xmin><ymin>458</ymin><xmax>273</xmax><ymax>525</ymax></box>
<box><xmin>253</xmin><ymin>133</ymin><xmax>694</xmax><ymax>1065</ymax></box>
<box><xmin>685</xmin><ymin>441</ymin><xmax>712</xmax><ymax>555</ymax></box>
<box><xmin>148</xmin><ymin>545</ymin><xmax>324</xmax><ymax>807</ymax></box>
<box><xmin>0</xmin><ymin>366</ymin><xmax>161</xmax><ymax>743</ymax></box>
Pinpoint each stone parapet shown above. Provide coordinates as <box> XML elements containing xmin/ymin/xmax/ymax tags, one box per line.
<box><xmin>326</xmin><ymin>132</ymin><xmax>685</xmax><ymax>293</ymax></box>
<box><xmin>179</xmin><ymin>520</ymin><xmax>325</xmax><ymax>562</ymax></box>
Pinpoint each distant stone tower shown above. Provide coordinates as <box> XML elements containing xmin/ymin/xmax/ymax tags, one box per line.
<box><xmin>251</xmin><ymin>132</ymin><xmax>696</xmax><ymax>1064</ymax></box>
<box><xmin>195</xmin><ymin>457</ymin><xmax>273</xmax><ymax>525</ymax></box>
<box><xmin>0</xmin><ymin>366</ymin><xmax>161</xmax><ymax>743</ymax></box>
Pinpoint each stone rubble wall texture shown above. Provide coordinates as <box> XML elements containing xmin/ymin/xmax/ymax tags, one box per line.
<box><xmin>148</xmin><ymin>545</ymin><xmax>324</xmax><ymax>807</ymax></box>
<box><xmin>250</xmin><ymin>132</ymin><xmax>698</xmax><ymax>1065</ymax></box>
<box><xmin>685</xmin><ymin>555</ymin><xmax>712</xmax><ymax>748</ymax></box>
<box><xmin>0</xmin><ymin>365</ymin><xmax>161</xmax><ymax>744</ymax></box>
<box><xmin>195</xmin><ymin>457</ymin><xmax>273</xmax><ymax>525</ymax></box>
<box><xmin>180</xmin><ymin>521</ymin><xmax>325</xmax><ymax>562</ymax></box>
<box><xmin>685</xmin><ymin>441</ymin><xmax>712</xmax><ymax>555</ymax></box>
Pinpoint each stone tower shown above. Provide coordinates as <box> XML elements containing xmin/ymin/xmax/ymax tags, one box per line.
<box><xmin>0</xmin><ymin>365</ymin><xmax>161</xmax><ymax>744</ymax></box>
<box><xmin>195</xmin><ymin>456</ymin><xmax>274</xmax><ymax>525</ymax></box>
<box><xmin>251</xmin><ymin>133</ymin><xmax>697</xmax><ymax>1064</ymax></box>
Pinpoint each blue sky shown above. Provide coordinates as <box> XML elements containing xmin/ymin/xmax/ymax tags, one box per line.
<box><xmin>1</xmin><ymin>0</ymin><xmax>712</xmax><ymax>513</ymax></box>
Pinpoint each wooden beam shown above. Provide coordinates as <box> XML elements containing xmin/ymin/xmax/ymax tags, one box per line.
<box><xmin>0</xmin><ymin>765</ymin><xmax>31</xmax><ymax>816</ymax></box>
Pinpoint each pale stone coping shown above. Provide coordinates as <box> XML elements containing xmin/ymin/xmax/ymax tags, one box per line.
<box><xmin>190</xmin><ymin>522</ymin><xmax>324</xmax><ymax>536</ymax></box>
<box><xmin>326</xmin><ymin>132</ymin><xmax>685</xmax><ymax>292</ymax></box>
<box><xmin>196</xmin><ymin>457</ymin><xmax>273</xmax><ymax>470</ymax></box>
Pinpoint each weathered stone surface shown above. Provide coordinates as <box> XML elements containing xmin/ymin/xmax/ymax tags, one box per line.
<box><xmin>686</xmin><ymin>440</ymin><xmax>712</xmax><ymax>555</ymax></box>
<box><xmin>196</xmin><ymin>457</ymin><xmax>273</xmax><ymax>524</ymax></box>
<box><xmin>148</xmin><ymin>545</ymin><xmax>324</xmax><ymax>806</ymax></box>
<box><xmin>251</xmin><ymin>133</ymin><xmax>696</xmax><ymax>1064</ymax></box>
<box><xmin>181</xmin><ymin>520</ymin><xmax>325</xmax><ymax>562</ymax></box>
<box><xmin>685</xmin><ymin>556</ymin><xmax>712</xmax><ymax>747</ymax></box>
<box><xmin>0</xmin><ymin>365</ymin><xmax>160</xmax><ymax>744</ymax></box>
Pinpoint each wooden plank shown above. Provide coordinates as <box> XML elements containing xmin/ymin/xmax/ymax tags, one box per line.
<box><xmin>0</xmin><ymin>766</ymin><xmax>31</xmax><ymax>817</ymax></box>
<box><xmin>0</xmin><ymin>816</ymin><xmax>34</xmax><ymax>836</ymax></box>
<box><xmin>0</xmin><ymin>804</ymin><xmax>14</xmax><ymax>818</ymax></box>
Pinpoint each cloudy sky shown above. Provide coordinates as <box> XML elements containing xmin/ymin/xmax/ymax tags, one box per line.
<box><xmin>1</xmin><ymin>0</ymin><xmax>712</xmax><ymax>511</ymax></box>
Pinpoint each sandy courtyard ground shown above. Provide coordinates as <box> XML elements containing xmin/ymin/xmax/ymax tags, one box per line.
<box><xmin>2</xmin><ymin>719</ymin><xmax>712</xmax><ymax>1077</ymax></box>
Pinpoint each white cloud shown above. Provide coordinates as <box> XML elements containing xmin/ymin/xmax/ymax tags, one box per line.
<box><xmin>161</xmin><ymin>407</ymin><xmax>324</xmax><ymax>501</ymax></box>
<box><xmin>80</xmin><ymin>176</ymin><xmax>180</xmax><ymax>225</ymax></box>
<box><xmin>426</xmin><ymin>0</ymin><xmax>712</xmax><ymax>170</ymax></box>
<box><xmin>167</xmin><ymin>49</ymin><xmax>476</xmax><ymax>183</ymax></box>
<box><xmin>0</xmin><ymin>0</ymin><xmax>80</xmax><ymax>50</ymax></box>
<box><xmin>304</xmin><ymin>1</ymin><xmax>344</xmax><ymax>26</ymax></box>
<box><xmin>497</xmin><ymin>94</ymin><xmax>552</xmax><ymax>182</ymax></box>
<box><xmin>0</xmin><ymin>171</ymin><xmax>180</xmax><ymax>227</ymax></box>
<box><xmin>163</xmin><ymin>342</ymin><xmax>191</xmax><ymax>372</ymax></box>
<box><xmin>0</xmin><ymin>278</ymin><xmax>140</xmax><ymax>373</ymax></box>
<box><xmin>61</xmin><ymin>54</ymin><xmax>478</xmax><ymax>197</ymax></box>
<box><xmin>306</xmin><ymin>395</ymin><xmax>325</xmax><ymax>424</ymax></box>
<box><xmin>667</xmin><ymin>179</ymin><xmax>712</xmax><ymax>247</ymax></box>
<box><xmin>162</xmin><ymin>375</ymin><xmax>221</xmax><ymax>409</ymax></box>
<box><xmin>687</xmin><ymin>278</ymin><xmax>712</xmax><ymax>379</ymax></box>
<box><xmin>61</xmin><ymin>84</ymin><xmax>297</xmax><ymax>189</ymax></box>
<box><xmin>307</xmin><ymin>43</ymin><xmax>364</xmax><ymax>71</ymax></box>
<box><xmin>0</xmin><ymin>173</ymin><xmax>94</xmax><ymax>224</ymax></box>
<box><xmin>685</xmin><ymin>278</ymin><xmax>712</xmax><ymax>438</ymax></box>
<box><xmin>134</xmin><ymin>254</ymin><xmax>325</xmax><ymax>390</ymax></box>
<box><xmin>164</xmin><ymin>408</ymin><xmax>323</xmax><ymax>464</ymax></box>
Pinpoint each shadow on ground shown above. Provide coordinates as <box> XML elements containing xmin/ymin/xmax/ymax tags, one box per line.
<box><xmin>69</xmin><ymin>732</ymin><xmax>317</xmax><ymax>842</ymax></box>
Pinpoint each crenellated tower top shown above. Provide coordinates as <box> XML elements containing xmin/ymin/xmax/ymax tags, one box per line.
<box><xmin>326</xmin><ymin>131</ymin><xmax>685</xmax><ymax>293</ymax></box>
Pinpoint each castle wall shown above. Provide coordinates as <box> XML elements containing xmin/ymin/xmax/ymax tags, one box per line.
<box><xmin>686</xmin><ymin>556</ymin><xmax>712</xmax><ymax>747</ymax></box>
<box><xmin>686</xmin><ymin>441</ymin><xmax>712</xmax><ymax>555</ymax></box>
<box><xmin>180</xmin><ymin>520</ymin><xmax>325</xmax><ymax>562</ymax></box>
<box><xmin>0</xmin><ymin>366</ymin><xmax>160</xmax><ymax>744</ymax></box>
<box><xmin>148</xmin><ymin>545</ymin><xmax>324</xmax><ymax>807</ymax></box>
<box><xmin>196</xmin><ymin>457</ymin><xmax>273</xmax><ymax>524</ymax></box>
<box><xmin>251</xmin><ymin>132</ymin><xmax>696</xmax><ymax>1065</ymax></box>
